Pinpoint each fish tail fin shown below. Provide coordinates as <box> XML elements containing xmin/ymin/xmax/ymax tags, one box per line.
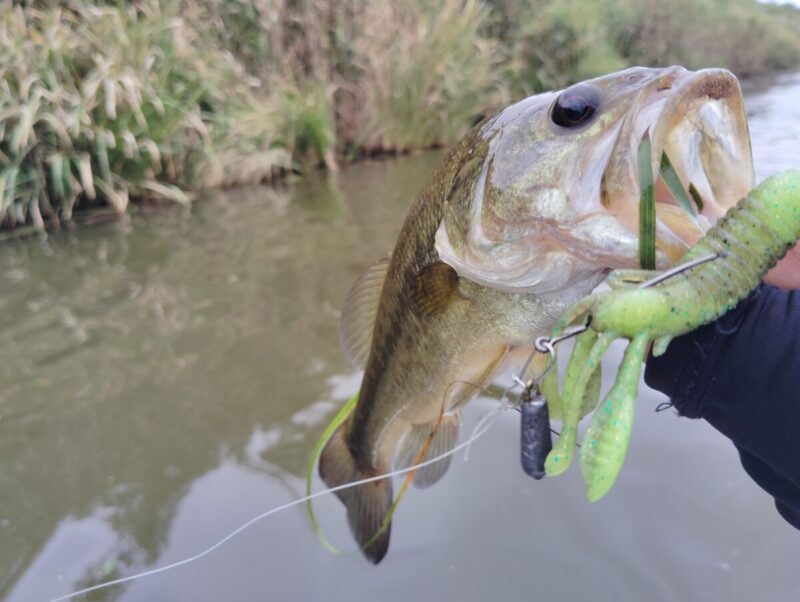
<box><xmin>318</xmin><ymin>423</ymin><xmax>393</xmax><ymax>564</ymax></box>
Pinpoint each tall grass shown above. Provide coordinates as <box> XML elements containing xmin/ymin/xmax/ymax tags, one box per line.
<box><xmin>1</xmin><ymin>0</ymin><xmax>800</xmax><ymax>230</ymax></box>
<box><xmin>0</xmin><ymin>0</ymin><xmax>298</xmax><ymax>229</ymax></box>
<box><xmin>190</xmin><ymin>0</ymin><xmax>501</xmax><ymax>154</ymax></box>
<box><xmin>501</xmin><ymin>0</ymin><xmax>629</xmax><ymax>94</ymax></box>
<box><xmin>350</xmin><ymin>0</ymin><xmax>501</xmax><ymax>152</ymax></box>
<box><xmin>610</xmin><ymin>0</ymin><xmax>800</xmax><ymax>76</ymax></box>
<box><xmin>499</xmin><ymin>0</ymin><xmax>800</xmax><ymax>97</ymax></box>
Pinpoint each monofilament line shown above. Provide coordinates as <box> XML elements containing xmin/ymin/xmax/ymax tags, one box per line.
<box><xmin>47</xmin><ymin>405</ymin><xmax>505</xmax><ymax>602</ymax></box>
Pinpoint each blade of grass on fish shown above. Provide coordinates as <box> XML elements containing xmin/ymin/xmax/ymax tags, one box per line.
<box><xmin>688</xmin><ymin>182</ymin><xmax>704</xmax><ymax>212</ymax></box>
<box><xmin>637</xmin><ymin>131</ymin><xmax>656</xmax><ymax>270</ymax></box>
<box><xmin>659</xmin><ymin>152</ymin><xmax>702</xmax><ymax>228</ymax></box>
<box><xmin>304</xmin><ymin>393</ymin><xmax>358</xmax><ymax>554</ymax></box>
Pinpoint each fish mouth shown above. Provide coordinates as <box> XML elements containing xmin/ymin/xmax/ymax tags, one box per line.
<box><xmin>606</xmin><ymin>68</ymin><xmax>754</xmax><ymax>263</ymax></box>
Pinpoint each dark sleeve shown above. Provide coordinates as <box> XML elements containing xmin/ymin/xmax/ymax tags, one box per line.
<box><xmin>644</xmin><ymin>285</ymin><xmax>800</xmax><ymax>530</ymax></box>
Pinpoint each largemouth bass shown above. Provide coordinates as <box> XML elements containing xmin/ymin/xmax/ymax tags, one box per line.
<box><xmin>319</xmin><ymin>66</ymin><xmax>753</xmax><ymax>563</ymax></box>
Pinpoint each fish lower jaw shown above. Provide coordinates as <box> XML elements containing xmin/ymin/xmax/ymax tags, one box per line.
<box><xmin>648</xmin><ymin>71</ymin><xmax>753</xmax><ymax>233</ymax></box>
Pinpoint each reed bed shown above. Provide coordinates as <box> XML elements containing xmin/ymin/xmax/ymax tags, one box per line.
<box><xmin>0</xmin><ymin>1</ymin><xmax>298</xmax><ymax>229</ymax></box>
<box><xmin>1</xmin><ymin>0</ymin><xmax>799</xmax><ymax>230</ymax></box>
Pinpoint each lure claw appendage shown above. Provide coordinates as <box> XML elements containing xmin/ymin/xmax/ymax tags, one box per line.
<box><xmin>545</xmin><ymin>171</ymin><xmax>800</xmax><ymax>501</ymax></box>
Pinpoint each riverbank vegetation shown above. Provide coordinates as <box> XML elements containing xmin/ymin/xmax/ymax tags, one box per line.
<box><xmin>2</xmin><ymin>0</ymin><xmax>799</xmax><ymax>229</ymax></box>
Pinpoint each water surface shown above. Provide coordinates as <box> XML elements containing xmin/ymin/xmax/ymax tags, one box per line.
<box><xmin>2</xmin><ymin>75</ymin><xmax>800</xmax><ymax>602</ymax></box>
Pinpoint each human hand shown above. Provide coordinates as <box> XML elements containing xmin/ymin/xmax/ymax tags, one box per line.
<box><xmin>764</xmin><ymin>243</ymin><xmax>800</xmax><ymax>289</ymax></box>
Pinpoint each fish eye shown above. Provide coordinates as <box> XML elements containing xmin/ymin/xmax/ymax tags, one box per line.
<box><xmin>550</xmin><ymin>83</ymin><xmax>601</xmax><ymax>128</ymax></box>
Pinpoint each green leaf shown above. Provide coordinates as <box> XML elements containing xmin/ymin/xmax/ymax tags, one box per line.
<box><xmin>688</xmin><ymin>182</ymin><xmax>704</xmax><ymax>212</ymax></box>
<box><xmin>49</xmin><ymin>154</ymin><xmax>65</xmax><ymax>200</ymax></box>
<box><xmin>75</xmin><ymin>153</ymin><xmax>95</xmax><ymax>200</ymax></box>
<box><xmin>96</xmin><ymin>134</ymin><xmax>111</xmax><ymax>185</ymax></box>
<box><xmin>659</xmin><ymin>152</ymin><xmax>702</xmax><ymax>228</ymax></box>
<box><xmin>62</xmin><ymin>157</ymin><xmax>75</xmax><ymax>199</ymax></box>
<box><xmin>637</xmin><ymin>131</ymin><xmax>656</xmax><ymax>270</ymax></box>
<box><xmin>305</xmin><ymin>393</ymin><xmax>359</xmax><ymax>555</ymax></box>
<box><xmin>9</xmin><ymin>103</ymin><xmax>35</xmax><ymax>157</ymax></box>
<box><xmin>138</xmin><ymin>181</ymin><xmax>192</xmax><ymax>206</ymax></box>
<box><xmin>2</xmin><ymin>166</ymin><xmax>19</xmax><ymax>214</ymax></box>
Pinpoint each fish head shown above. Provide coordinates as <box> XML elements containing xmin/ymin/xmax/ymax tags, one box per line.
<box><xmin>435</xmin><ymin>66</ymin><xmax>754</xmax><ymax>294</ymax></box>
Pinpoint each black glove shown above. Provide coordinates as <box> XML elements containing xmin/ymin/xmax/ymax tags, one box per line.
<box><xmin>645</xmin><ymin>285</ymin><xmax>800</xmax><ymax>529</ymax></box>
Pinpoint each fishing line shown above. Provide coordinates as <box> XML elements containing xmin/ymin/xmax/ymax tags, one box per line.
<box><xmin>463</xmin><ymin>403</ymin><xmax>510</xmax><ymax>461</ymax></box>
<box><xmin>52</xmin><ymin>329</ymin><xmax>579</xmax><ymax>600</ymax></box>
<box><xmin>47</xmin><ymin>404</ymin><xmax>506</xmax><ymax>602</ymax></box>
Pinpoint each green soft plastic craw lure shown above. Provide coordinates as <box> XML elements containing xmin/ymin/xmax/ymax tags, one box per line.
<box><xmin>542</xmin><ymin>169</ymin><xmax>800</xmax><ymax>501</ymax></box>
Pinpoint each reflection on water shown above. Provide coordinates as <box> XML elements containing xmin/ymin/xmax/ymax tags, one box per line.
<box><xmin>2</xmin><ymin>77</ymin><xmax>800</xmax><ymax>602</ymax></box>
<box><xmin>745</xmin><ymin>71</ymin><xmax>800</xmax><ymax>182</ymax></box>
<box><xmin>0</xmin><ymin>158</ymin><xmax>426</xmax><ymax>601</ymax></box>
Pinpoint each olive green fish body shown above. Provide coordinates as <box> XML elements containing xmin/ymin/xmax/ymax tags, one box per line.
<box><xmin>320</xmin><ymin>129</ymin><xmax>604</xmax><ymax>561</ymax></box>
<box><xmin>320</xmin><ymin>66</ymin><xmax>757</xmax><ymax>562</ymax></box>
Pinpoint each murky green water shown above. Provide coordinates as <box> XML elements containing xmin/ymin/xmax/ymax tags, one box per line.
<box><xmin>3</xmin><ymin>75</ymin><xmax>800</xmax><ymax>602</ymax></box>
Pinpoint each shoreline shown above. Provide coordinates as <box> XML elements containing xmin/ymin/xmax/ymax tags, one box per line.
<box><xmin>1</xmin><ymin>0</ymin><xmax>799</xmax><ymax>233</ymax></box>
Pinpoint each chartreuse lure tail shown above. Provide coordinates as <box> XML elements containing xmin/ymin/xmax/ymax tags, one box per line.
<box><xmin>550</xmin><ymin>169</ymin><xmax>800</xmax><ymax>501</ymax></box>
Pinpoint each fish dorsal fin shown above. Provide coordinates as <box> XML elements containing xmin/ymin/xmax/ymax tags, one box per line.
<box><xmin>339</xmin><ymin>257</ymin><xmax>390</xmax><ymax>369</ymax></box>
<box><xmin>413</xmin><ymin>261</ymin><xmax>464</xmax><ymax>318</ymax></box>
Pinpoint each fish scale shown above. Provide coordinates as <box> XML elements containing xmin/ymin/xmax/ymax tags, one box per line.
<box><xmin>317</xmin><ymin>66</ymin><xmax>758</xmax><ymax>563</ymax></box>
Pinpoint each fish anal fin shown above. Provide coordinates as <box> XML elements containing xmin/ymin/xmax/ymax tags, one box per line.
<box><xmin>319</xmin><ymin>423</ymin><xmax>393</xmax><ymax>563</ymax></box>
<box><xmin>339</xmin><ymin>257</ymin><xmax>391</xmax><ymax>369</ymax></box>
<box><xmin>413</xmin><ymin>261</ymin><xmax>465</xmax><ymax>318</ymax></box>
<box><xmin>394</xmin><ymin>414</ymin><xmax>460</xmax><ymax>489</ymax></box>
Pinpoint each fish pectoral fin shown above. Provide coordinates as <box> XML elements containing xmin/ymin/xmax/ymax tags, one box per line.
<box><xmin>413</xmin><ymin>261</ymin><xmax>465</xmax><ymax>318</ymax></box>
<box><xmin>318</xmin><ymin>423</ymin><xmax>393</xmax><ymax>563</ymax></box>
<box><xmin>394</xmin><ymin>413</ymin><xmax>460</xmax><ymax>489</ymax></box>
<box><xmin>339</xmin><ymin>257</ymin><xmax>391</xmax><ymax>369</ymax></box>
